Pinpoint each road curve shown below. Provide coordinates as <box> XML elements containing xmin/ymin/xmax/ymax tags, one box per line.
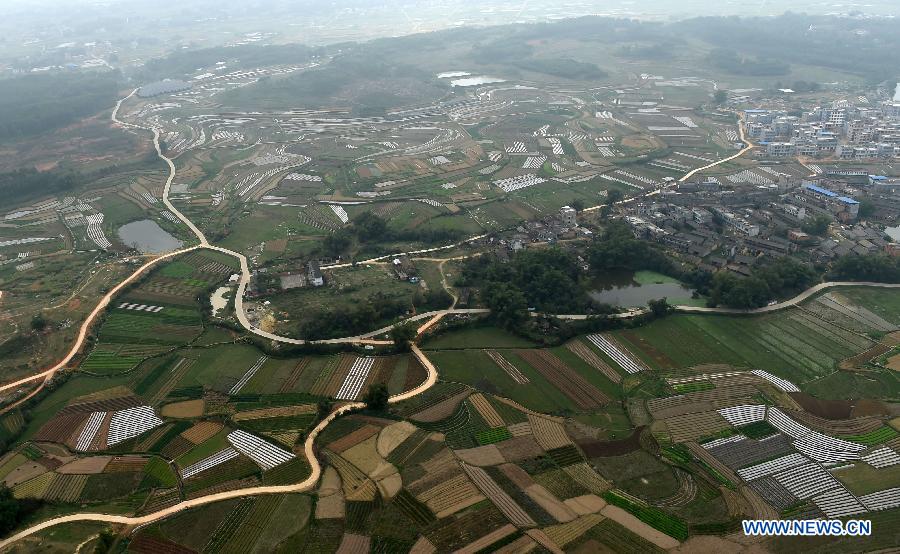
<box><xmin>678</xmin><ymin>111</ymin><xmax>753</xmax><ymax>183</ymax></box>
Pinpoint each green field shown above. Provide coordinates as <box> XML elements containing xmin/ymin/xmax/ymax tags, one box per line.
<box><xmin>612</xmin><ymin>308</ymin><xmax>872</xmax><ymax>383</ymax></box>
<box><xmin>423</xmin><ymin>326</ymin><xmax>537</xmax><ymax>349</ymax></box>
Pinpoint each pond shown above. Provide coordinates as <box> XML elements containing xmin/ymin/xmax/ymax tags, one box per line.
<box><xmin>118</xmin><ymin>219</ymin><xmax>183</xmax><ymax>254</ymax></box>
<box><xmin>588</xmin><ymin>270</ymin><xmax>698</xmax><ymax>308</ymax></box>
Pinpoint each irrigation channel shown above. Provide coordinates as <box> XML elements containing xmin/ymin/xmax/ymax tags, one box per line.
<box><xmin>0</xmin><ymin>92</ymin><xmax>897</xmax><ymax>548</ymax></box>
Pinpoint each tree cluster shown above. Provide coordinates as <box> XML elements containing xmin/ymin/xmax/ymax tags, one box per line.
<box><xmin>830</xmin><ymin>255</ymin><xmax>900</xmax><ymax>283</ymax></box>
<box><xmin>708</xmin><ymin>258</ymin><xmax>817</xmax><ymax>309</ymax></box>
<box><xmin>0</xmin><ymin>72</ymin><xmax>120</xmax><ymax>142</ymax></box>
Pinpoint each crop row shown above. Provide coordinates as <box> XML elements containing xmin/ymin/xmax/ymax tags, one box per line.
<box><xmin>602</xmin><ymin>490</ymin><xmax>689</xmax><ymax>541</ymax></box>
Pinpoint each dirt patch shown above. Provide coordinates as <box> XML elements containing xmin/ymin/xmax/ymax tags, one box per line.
<box><xmin>577</xmin><ymin>426</ymin><xmax>643</xmax><ymax>458</ymax></box>
<box><xmin>526</xmin><ymin>484</ymin><xmax>577</xmax><ymax>523</ymax></box>
<box><xmin>601</xmin><ymin>504</ymin><xmax>680</xmax><ymax>549</ymax></box>
<box><xmin>67</xmin><ymin>298</ymin><xmax>82</xmax><ymax>311</ymax></box>
<box><xmin>851</xmin><ymin>399</ymin><xmax>892</xmax><ymax>418</ymax></box>
<box><xmin>160</xmin><ymin>399</ymin><xmax>205</xmax><ymax>419</ymax></box>
<box><xmin>410</xmin><ymin>390</ymin><xmax>471</xmax><ymax>423</ymax></box>
<box><xmin>3</xmin><ymin>462</ymin><xmax>47</xmax><ymax>487</ymax></box>
<box><xmin>455</xmin><ymin>444</ymin><xmax>505</xmax><ymax>467</ymax></box>
<box><xmin>327</xmin><ymin>424</ymin><xmax>381</xmax><ymax>453</ymax></box>
<box><xmin>563</xmin><ymin>494</ymin><xmax>606</xmax><ymax>515</ymax></box>
<box><xmin>788</xmin><ymin>392</ymin><xmax>852</xmax><ymax>419</ymax></box>
<box><xmin>841</xmin><ymin>343</ymin><xmax>891</xmax><ymax>370</ymax></box>
<box><xmin>498</xmin><ymin>463</ymin><xmax>535</xmax><ymax>490</ymax></box>
<box><xmin>180</xmin><ymin>421</ymin><xmax>223</xmax><ymax>444</ymax></box>
<box><xmin>621</xmin><ymin>330</ymin><xmax>675</xmax><ymax>368</ymax></box>
<box><xmin>887</xmin><ymin>353</ymin><xmax>900</xmax><ymax>371</ymax></box>
<box><xmin>376</xmin><ymin>421</ymin><xmax>418</xmax><ymax>458</ymax></box>
<box><xmin>315</xmin><ymin>494</ymin><xmax>345</xmax><ymax>520</ymax></box>
<box><xmin>57</xmin><ymin>456</ymin><xmax>111</xmax><ymax>475</ymax></box>
<box><xmin>496</xmin><ymin>436</ymin><xmax>544</xmax><ymax>462</ymax></box>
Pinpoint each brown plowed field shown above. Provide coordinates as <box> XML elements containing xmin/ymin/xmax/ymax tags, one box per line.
<box><xmin>783</xmin><ymin>407</ymin><xmax>883</xmax><ymax>435</ymax></box>
<box><xmin>404</xmin><ymin>354</ymin><xmax>428</xmax><ymax>391</ymax></box>
<box><xmin>104</xmin><ymin>456</ymin><xmax>148</xmax><ymax>473</ymax></box>
<box><xmin>327</xmin><ymin>425</ymin><xmax>381</xmax><ymax>453</ymax></box>
<box><xmin>516</xmin><ymin>350</ymin><xmax>609</xmax><ymax>409</ymax></box>
<box><xmin>469</xmin><ymin>393</ymin><xmax>504</xmax><ymax>427</ymax></box>
<box><xmin>664</xmin><ymin>411</ymin><xmax>730</xmax><ymax>443</ymax></box>
<box><xmin>33</xmin><ymin>413</ymin><xmax>87</xmax><ymax>444</ymax></box>
<box><xmin>528</xmin><ymin>415</ymin><xmax>572</xmax><ymax>451</ymax></box>
<box><xmin>129</xmin><ymin>535</ymin><xmax>197</xmax><ymax>554</ymax></box>
<box><xmin>180</xmin><ymin>421</ymin><xmax>224</xmax><ymax>444</ymax></box>
<box><xmin>410</xmin><ymin>390</ymin><xmax>472</xmax><ymax>423</ymax></box>
<box><xmin>317</xmin><ymin>355</ymin><xmax>356</xmax><ymax>397</ymax></box>
<box><xmin>577</xmin><ymin>426</ymin><xmax>643</xmax><ymax>458</ymax></box>
<box><xmin>565</xmin><ymin>340</ymin><xmax>621</xmax><ymax>383</ymax></box>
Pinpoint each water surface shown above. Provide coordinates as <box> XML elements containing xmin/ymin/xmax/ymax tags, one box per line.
<box><xmin>118</xmin><ymin>219</ymin><xmax>183</xmax><ymax>254</ymax></box>
<box><xmin>589</xmin><ymin>270</ymin><xmax>696</xmax><ymax>308</ymax></box>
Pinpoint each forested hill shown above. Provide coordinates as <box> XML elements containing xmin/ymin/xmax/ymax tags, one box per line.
<box><xmin>0</xmin><ymin>72</ymin><xmax>120</xmax><ymax>142</ymax></box>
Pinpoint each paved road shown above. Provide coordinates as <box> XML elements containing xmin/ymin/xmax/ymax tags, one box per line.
<box><xmin>678</xmin><ymin>111</ymin><xmax>753</xmax><ymax>183</ymax></box>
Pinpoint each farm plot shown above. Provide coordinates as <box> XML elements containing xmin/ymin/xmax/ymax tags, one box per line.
<box><xmin>585</xmin><ymin>334</ymin><xmax>647</xmax><ymax>374</ymax></box>
<box><xmin>469</xmin><ymin>394</ymin><xmax>504</xmax><ymax>428</ymax></box>
<box><xmin>767</xmin><ymin>408</ymin><xmax>867</xmax><ymax>464</ymax></box>
<box><xmin>663</xmin><ymin>411</ymin><xmax>731</xmax><ymax>443</ymax></box>
<box><xmin>707</xmin><ymin>434</ymin><xmax>795</xmax><ymax>470</ymax></box>
<box><xmin>227</xmin><ymin>430</ymin><xmax>295</xmax><ymax>470</ymax></box>
<box><xmin>228</xmin><ymin>356</ymin><xmax>268</xmax><ymax>395</ymax></box>
<box><xmin>416</xmin><ymin>473</ymin><xmax>485</xmax><ymax>518</ymax></box>
<box><xmin>528</xmin><ymin>415</ymin><xmax>572</xmax><ymax>451</ymax></box>
<box><xmin>336</xmin><ymin>357</ymin><xmax>376</xmax><ymax>400</ymax></box>
<box><xmin>717</xmin><ymin>404</ymin><xmax>766</xmax><ymax>427</ymax></box>
<box><xmin>181</xmin><ymin>447</ymin><xmax>240</xmax><ymax>479</ymax></box>
<box><xmin>485</xmin><ymin>351</ymin><xmax>529</xmax><ymax>384</ymax></box>
<box><xmin>106</xmin><ymin>406</ymin><xmax>165</xmax><ymax>446</ymax></box>
<box><xmin>515</xmin><ymin>350</ymin><xmax>609</xmax><ymax>409</ymax></box>
<box><xmin>612</xmin><ymin>311</ymin><xmax>865</xmax><ymax>381</ymax></box>
<box><xmin>860</xmin><ymin>488</ymin><xmax>900</xmax><ymax>511</ymax></box>
<box><xmin>462</xmin><ymin>463</ymin><xmax>536</xmax><ymax>527</ymax></box>
<box><xmin>565</xmin><ymin>340</ymin><xmax>622</xmax><ymax>384</ymax></box>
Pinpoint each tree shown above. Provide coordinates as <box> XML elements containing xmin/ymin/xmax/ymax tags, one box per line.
<box><xmin>93</xmin><ymin>529</ymin><xmax>116</xmax><ymax>554</ymax></box>
<box><xmin>571</xmin><ymin>199</ymin><xmax>586</xmax><ymax>212</ymax></box>
<box><xmin>390</xmin><ymin>322</ymin><xmax>416</xmax><ymax>351</ymax></box>
<box><xmin>647</xmin><ymin>298</ymin><xmax>672</xmax><ymax>317</ymax></box>
<box><xmin>801</xmin><ymin>215</ymin><xmax>831</xmax><ymax>237</ymax></box>
<box><xmin>858</xmin><ymin>199</ymin><xmax>875</xmax><ymax>218</ymax></box>
<box><xmin>363</xmin><ymin>383</ymin><xmax>389</xmax><ymax>411</ymax></box>
<box><xmin>482</xmin><ymin>282</ymin><xmax>528</xmax><ymax>329</ymax></box>
<box><xmin>713</xmin><ymin>90</ymin><xmax>728</xmax><ymax>104</ymax></box>
<box><xmin>30</xmin><ymin>314</ymin><xmax>47</xmax><ymax>332</ymax></box>
<box><xmin>0</xmin><ymin>485</ymin><xmax>18</xmax><ymax>536</ymax></box>
<box><xmin>316</xmin><ymin>399</ymin><xmax>334</xmax><ymax>421</ymax></box>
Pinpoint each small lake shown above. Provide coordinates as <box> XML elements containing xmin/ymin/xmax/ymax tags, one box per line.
<box><xmin>588</xmin><ymin>270</ymin><xmax>696</xmax><ymax>308</ymax></box>
<box><xmin>450</xmin><ymin>76</ymin><xmax>506</xmax><ymax>87</ymax></box>
<box><xmin>118</xmin><ymin>219</ymin><xmax>183</xmax><ymax>254</ymax></box>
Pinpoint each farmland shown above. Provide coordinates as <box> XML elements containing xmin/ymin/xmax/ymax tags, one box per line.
<box><xmin>3</xmin><ymin>9</ymin><xmax>900</xmax><ymax>553</ymax></box>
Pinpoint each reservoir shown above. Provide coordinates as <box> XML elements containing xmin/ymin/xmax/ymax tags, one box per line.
<box><xmin>118</xmin><ymin>219</ymin><xmax>183</xmax><ymax>254</ymax></box>
<box><xmin>589</xmin><ymin>270</ymin><xmax>698</xmax><ymax>308</ymax></box>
